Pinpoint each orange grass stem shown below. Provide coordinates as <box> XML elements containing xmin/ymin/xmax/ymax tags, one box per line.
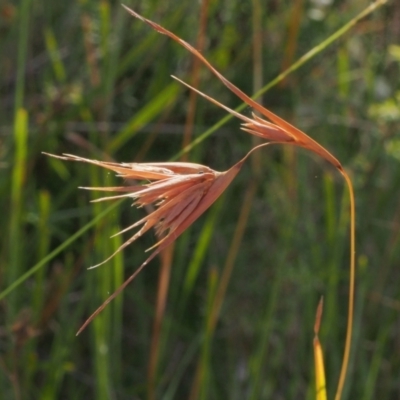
<box><xmin>335</xmin><ymin>170</ymin><xmax>356</xmax><ymax>400</ymax></box>
<box><xmin>181</xmin><ymin>0</ymin><xmax>210</xmax><ymax>159</ymax></box>
<box><xmin>147</xmin><ymin>244</ymin><xmax>173</xmax><ymax>400</ymax></box>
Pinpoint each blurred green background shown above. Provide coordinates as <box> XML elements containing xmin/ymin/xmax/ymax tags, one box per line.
<box><xmin>1</xmin><ymin>0</ymin><xmax>398</xmax><ymax>399</ymax></box>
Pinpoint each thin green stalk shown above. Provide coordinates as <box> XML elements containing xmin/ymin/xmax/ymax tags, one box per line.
<box><xmin>97</xmin><ymin>3</ymin><xmax>127</xmax><ymax>393</ymax></box>
<box><xmin>110</xmin><ymin>226</ymin><xmax>124</xmax><ymax>391</ymax></box>
<box><xmin>91</xmin><ymin>167</ymin><xmax>113</xmax><ymax>400</ymax></box>
<box><xmin>107</xmin><ymin>83</ymin><xmax>180</xmax><ymax>153</ymax></box>
<box><xmin>7</xmin><ymin>0</ymin><xmax>31</xmax><ymax>322</ymax></box>
<box><xmin>8</xmin><ymin>108</ymin><xmax>28</xmax><ymax>318</ymax></box>
<box><xmin>13</xmin><ymin>0</ymin><xmax>31</xmax><ymax>111</ymax></box>
<box><xmin>34</xmin><ymin>190</ymin><xmax>51</xmax><ymax>321</ymax></box>
<box><xmin>44</xmin><ymin>27</ymin><xmax>67</xmax><ymax>83</ymax></box>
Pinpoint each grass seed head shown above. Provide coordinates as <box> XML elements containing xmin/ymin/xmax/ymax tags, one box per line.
<box><xmin>44</xmin><ymin>153</ymin><xmax>243</xmax><ymax>269</ymax></box>
<box><xmin>44</xmin><ymin>153</ymin><xmax>245</xmax><ymax>333</ymax></box>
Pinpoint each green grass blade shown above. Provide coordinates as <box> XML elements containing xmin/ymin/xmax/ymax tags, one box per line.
<box><xmin>8</xmin><ymin>108</ymin><xmax>28</xmax><ymax>318</ymax></box>
<box><xmin>107</xmin><ymin>82</ymin><xmax>180</xmax><ymax>153</ymax></box>
<box><xmin>44</xmin><ymin>27</ymin><xmax>67</xmax><ymax>83</ymax></box>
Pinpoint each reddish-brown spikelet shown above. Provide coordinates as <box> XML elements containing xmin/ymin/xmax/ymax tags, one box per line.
<box><xmin>44</xmin><ymin>153</ymin><xmax>244</xmax><ymax>333</ymax></box>
<box><xmin>45</xmin><ymin>153</ymin><xmax>243</xmax><ymax>268</ymax></box>
<box><xmin>122</xmin><ymin>5</ymin><xmax>343</xmax><ymax>171</ymax></box>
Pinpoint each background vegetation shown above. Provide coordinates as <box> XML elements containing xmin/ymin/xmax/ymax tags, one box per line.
<box><xmin>0</xmin><ymin>0</ymin><xmax>398</xmax><ymax>399</ymax></box>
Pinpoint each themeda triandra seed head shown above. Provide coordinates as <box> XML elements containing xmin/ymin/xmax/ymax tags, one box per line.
<box><xmin>45</xmin><ymin>153</ymin><xmax>244</xmax><ymax>269</ymax></box>
<box><xmin>44</xmin><ymin>152</ymin><xmax>248</xmax><ymax>332</ymax></box>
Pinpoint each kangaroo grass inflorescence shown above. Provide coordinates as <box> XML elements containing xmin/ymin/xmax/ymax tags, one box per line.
<box><xmin>44</xmin><ymin>143</ymin><xmax>271</xmax><ymax>334</ymax></box>
<box><xmin>46</xmin><ymin>5</ymin><xmax>359</xmax><ymax>399</ymax></box>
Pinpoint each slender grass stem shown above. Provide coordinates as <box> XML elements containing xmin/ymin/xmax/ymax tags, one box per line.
<box><xmin>180</xmin><ymin>0</ymin><xmax>210</xmax><ymax>160</ymax></box>
<box><xmin>8</xmin><ymin>108</ymin><xmax>28</xmax><ymax>317</ymax></box>
<box><xmin>335</xmin><ymin>171</ymin><xmax>356</xmax><ymax>400</ymax></box>
<box><xmin>13</xmin><ymin>0</ymin><xmax>31</xmax><ymax>112</ymax></box>
<box><xmin>8</xmin><ymin>0</ymin><xmax>32</xmax><ymax>319</ymax></box>
<box><xmin>34</xmin><ymin>190</ymin><xmax>51</xmax><ymax>320</ymax></box>
<box><xmin>147</xmin><ymin>245</ymin><xmax>173</xmax><ymax>400</ymax></box>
